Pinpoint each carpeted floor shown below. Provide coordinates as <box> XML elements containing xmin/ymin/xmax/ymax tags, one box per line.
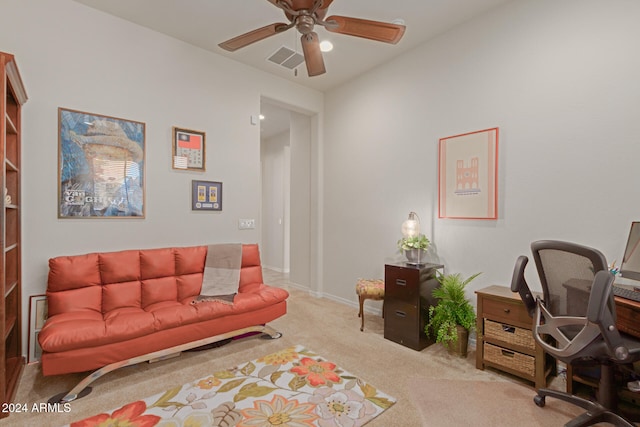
<box><xmin>2</xmin><ymin>270</ymin><xmax>585</xmax><ymax>426</ymax></box>
<box><xmin>408</xmin><ymin>378</ymin><xmax>583</xmax><ymax>426</ymax></box>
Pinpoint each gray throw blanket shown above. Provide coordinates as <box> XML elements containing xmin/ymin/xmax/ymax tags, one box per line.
<box><xmin>192</xmin><ymin>243</ymin><xmax>242</xmax><ymax>305</ymax></box>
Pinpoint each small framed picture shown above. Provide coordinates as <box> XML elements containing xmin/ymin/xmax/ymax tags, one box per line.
<box><xmin>192</xmin><ymin>180</ymin><xmax>222</xmax><ymax>211</ymax></box>
<box><xmin>28</xmin><ymin>295</ymin><xmax>47</xmax><ymax>363</ymax></box>
<box><xmin>173</xmin><ymin>127</ymin><xmax>206</xmax><ymax>171</ymax></box>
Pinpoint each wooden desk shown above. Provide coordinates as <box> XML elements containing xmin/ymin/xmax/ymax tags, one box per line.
<box><xmin>567</xmin><ymin>296</ymin><xmax>640</xmax><ymax>408</ymax></box>
<box><xmin>562</xmin><ymin>278</ymin><xmax>640</xmax><ymax>338</ymax></box>
<box><xmin>615</xmin><ymin>296</ymin><xmax>640</xmax><ymax>338</ymax></box>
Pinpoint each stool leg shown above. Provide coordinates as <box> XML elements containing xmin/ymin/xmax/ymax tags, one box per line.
<box><xmin>359</xmin><ymin>296</ymin><xmax>365</xmax><ymax>332</ymax></box>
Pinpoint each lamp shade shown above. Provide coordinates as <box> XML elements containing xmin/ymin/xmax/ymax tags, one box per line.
<box><xmin>401</xmin><ymin>212</ymin><xmax>420</xmax><ymax>238</ymax></box>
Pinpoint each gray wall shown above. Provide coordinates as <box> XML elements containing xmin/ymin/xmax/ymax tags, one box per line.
<box><xmin>261</xmin><ymin>130</ymin><xmax>290</xmax><ymax>272</ymax></box>
<box><xmin>322</xmin><ymin>0</ymin><xmax>640</xmax><ymax>308</ymax></box>
<box><xmin>289</xmin><ymin>112</ymin><xmax>313</xmax><ymax>289</ymax></box>
<box><xmin>0</xmin><ymin>0</ymin><xmax>323</xmax><ymax>352</ymax></box>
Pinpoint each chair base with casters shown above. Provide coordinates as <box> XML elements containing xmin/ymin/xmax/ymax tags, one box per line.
<box><xmin>355</xmin><ymin>278</ymin><xmax>384</xmax><ymax>331</ymax></box>
<box><xmin>534</xmin><ymin>362</ymin><xmax>635</xmax><ymax>427</ymax></box>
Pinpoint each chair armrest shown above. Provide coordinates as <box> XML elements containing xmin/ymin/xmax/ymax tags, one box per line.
<box><xmin>586</xmin><ymin>270</ymin><xmax>614</xmax><ymax>323</ymax></box>
<box><xmin>510</xmin><ymin>255</ymin><xmax>536</xmax><ymax>317</ymax></box>
<box><xmin>587</xmin><ymin>270</ymin><xmax>630</xmax><ymax>361</ymax></box>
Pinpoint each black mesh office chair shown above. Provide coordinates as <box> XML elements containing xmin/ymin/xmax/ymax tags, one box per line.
<box><xmin>511</xmin><ymin>240</ymin><xmax>640</xmax><ymax>427</ymax></box>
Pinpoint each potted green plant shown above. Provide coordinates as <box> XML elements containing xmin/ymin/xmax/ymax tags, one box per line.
<box><xmin>425</xmin><ymin>271</ymin><xmax>481</xmax><ymax>357</ymax></box>
<box><xmin>397</xmin><ymin>234</ymin><xmax>430</xmax><ymax>264</ymax></box>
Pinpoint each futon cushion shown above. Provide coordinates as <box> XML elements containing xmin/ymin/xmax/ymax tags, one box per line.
<box><xmin>39</xmin><ymin>309</ymin><xmax>156</xmax><ymax>352</ymax></box>
<box><xmin>103</xmin><ymin>281</ymin><xmax>142</xmax><ymax>312</ymax></box>
<box><xmin>142</xmin><ymin>277</ymin><xmax>178</xmax><ymax>308</ymax></box>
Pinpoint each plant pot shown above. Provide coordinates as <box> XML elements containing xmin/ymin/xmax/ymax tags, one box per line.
<box><xmin>404</xmin><ymin>248</ymin><xmax>427</xmax><ymax>264</ymax></box>
<box><xmin>447</xmin><ymin>325</ymin><xmax>469</xmax><ymax>358</ymax></box>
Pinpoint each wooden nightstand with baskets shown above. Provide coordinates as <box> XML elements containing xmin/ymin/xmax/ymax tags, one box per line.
<box><xmin>475</xmin><ymin>285</ymin><xmax>555</xmax><ymax>389</ymax></box>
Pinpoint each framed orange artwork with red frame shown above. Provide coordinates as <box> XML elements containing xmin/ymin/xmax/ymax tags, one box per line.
<box><xmin>438</xmin><ymin>127</ymin><xmax>499</xmax><ymax>219</ymax></box>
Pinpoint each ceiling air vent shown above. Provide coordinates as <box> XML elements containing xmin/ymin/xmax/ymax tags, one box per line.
<box><xmin>267</xmin><ymin>46</ymin><xmax>305</xmax><ymax>70</ymax></box>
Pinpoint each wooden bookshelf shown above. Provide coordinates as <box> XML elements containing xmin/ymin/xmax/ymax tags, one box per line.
<box><xmin>0</xmin><ymin>51</ymin><xmax>27</xmax><ymax>418</ymax></box>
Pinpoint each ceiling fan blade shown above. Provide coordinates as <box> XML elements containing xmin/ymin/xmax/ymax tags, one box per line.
<box><xmin>301</xmin><ymin>32</ymin><xmax>326</xmax><ymax>77</ymax></box>
<box><xmin>325</xmin><ymin>15</ymin><xmax>406</xmax><ymax>44</ymax></box>
<box><xmin>268</xmin><ymin>0</ymin><xmax>332</xmax><ymax>10</ymax></box>
<box><xmin>218</xmin><ymin>23</ymin><xmax>289</xmax><ymax>52</ymax></box>
<box><xmin>318</xmin><ymin>0</ymin><xmax>333</xmax><ymax>10</ymax></box>
<box><xmin>266</xmin><ymin>0</ymin><xmax>293</xmax><ymax>8</ymax></box>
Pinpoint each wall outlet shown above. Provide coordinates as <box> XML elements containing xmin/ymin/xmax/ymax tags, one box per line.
<box><xmin>238</xmin><ymin>218</ymin><xmax>256</xmax><ymax>230</ymax></box>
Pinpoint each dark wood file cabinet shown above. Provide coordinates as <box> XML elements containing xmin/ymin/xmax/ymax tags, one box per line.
<box><xmin>384</xmin><ymin>262</ymin><xmax>444</xmax><ymax>351</ymax></box>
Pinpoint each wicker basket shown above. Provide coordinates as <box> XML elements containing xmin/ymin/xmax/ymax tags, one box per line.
<box><xmin>483</xmin><ymin>342</ymin><xmax>535</xmax><ymax>377</ymax></box>
<box><xmin>484</xmin><ymin>319</ymin><xmax>535</xmax><ymax>350</ymax></box>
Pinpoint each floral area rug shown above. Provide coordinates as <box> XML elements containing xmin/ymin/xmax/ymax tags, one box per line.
<box><xmin>66</xmin><ymin>345</ymin><xmax>396</xmax><ymax>427</ymax></box>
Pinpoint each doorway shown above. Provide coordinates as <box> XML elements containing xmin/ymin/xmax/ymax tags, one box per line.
<box><xmin>260</xmin><ymin>100</ymin><xmax>290</xmax><ymax>272</ymax></box>
<box><xmin>260</xmin><ymin>98</ymin><xmax>314</xmax><ymax>289</ymax></box>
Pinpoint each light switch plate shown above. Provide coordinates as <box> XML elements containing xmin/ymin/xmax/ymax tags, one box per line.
<box><xmin>238</xmin><ymin>218</ymin><xmax>256</xmax><ymax>229</ymax></box>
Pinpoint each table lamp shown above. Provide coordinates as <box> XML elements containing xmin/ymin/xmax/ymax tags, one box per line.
<box><xmin>401</xmin><ymin>211</ymin><xmax>420</xmax><ymax>238</ymax></box>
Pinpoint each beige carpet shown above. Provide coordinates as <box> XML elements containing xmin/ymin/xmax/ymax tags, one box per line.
<box><xmin>0</xmin><ymin>270</ymin><xmax>591</xmax><ymax>426</ymax></box>
<box><xmin>408</xmin><ymin>378</ymin><xmax>583</xmax><ymax>426</ymax></box>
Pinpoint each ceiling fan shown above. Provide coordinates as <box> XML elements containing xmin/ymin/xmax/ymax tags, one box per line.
<box><xmin>218</xmin><ymin>0</ymin><xmax>406</xmax><ymax>77</ymax></box>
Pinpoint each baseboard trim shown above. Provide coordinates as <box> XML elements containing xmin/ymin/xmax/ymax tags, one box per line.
<box><xmin>322</xmin><ymin>293</ymin><xmax>383</xmax><ymax>316</ymax></box>
<box><xmin>262</xmin><ymin>265</ymin><xmax>290</xmax><ymax>273</ymax></box>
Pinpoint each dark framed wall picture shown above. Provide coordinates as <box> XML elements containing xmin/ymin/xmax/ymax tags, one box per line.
<box><xmin>173</xmin><ymin>127</ymin><xmax>206</xmax><ymax>171</ymax></box>
<box><xmin>438</xmin><ymin>127</ymin><xmax>499</xmax><ymax>219</ymax></box>
<box><xmin>58</xmin><ymin>108</ymin><xmax>146</xmax><ymax>218</ymax></box>
<box><xmin>192</xmin><ymin>180</ymin><xmax>222</xmax><ymax>211</ymax></box>
<box><xmin>28</xmin><ymin>295</ymin><xmax>47</xmax><ymax>363</ymax></box>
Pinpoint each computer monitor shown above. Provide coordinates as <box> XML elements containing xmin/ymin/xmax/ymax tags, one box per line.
<box><xmin>620</xmin><ymin>221</ymin><xmax>640</xmax><ymax>281</ymax></box>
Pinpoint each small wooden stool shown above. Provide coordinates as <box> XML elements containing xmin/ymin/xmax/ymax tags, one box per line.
<box><xmin>356</xmin><ymin>278</ymin><xmax>385</xmax><ymax>331</ymax></box>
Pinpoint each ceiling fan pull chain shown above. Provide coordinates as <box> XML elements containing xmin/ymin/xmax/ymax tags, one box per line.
<box><xmin>294</xmin><ymin>28</ymin><xmax>299</xmax><ymax>77</ymax></box>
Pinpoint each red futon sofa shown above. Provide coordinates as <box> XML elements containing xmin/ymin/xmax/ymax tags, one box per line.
<box><xmin>39</xmin><ymin>243</ymin><xmax>288</xmax><ymax>401</ymax></box>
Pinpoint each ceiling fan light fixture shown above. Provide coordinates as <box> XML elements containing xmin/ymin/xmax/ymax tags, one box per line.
<box><xmin>319</xmin><ymin>40</ymin><xmax>334</xmax><ymax>52</ymax></box>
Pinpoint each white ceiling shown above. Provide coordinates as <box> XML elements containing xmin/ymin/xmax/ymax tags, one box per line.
<box><xmin>71</xmin><ymin>0</ymin><xmax>511</xmax><ymax>139</ymax></box>
<box><xmin>72</xmin><ymin>0</ymin><xmax>511</xmax><ymax>93</ymax></box>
